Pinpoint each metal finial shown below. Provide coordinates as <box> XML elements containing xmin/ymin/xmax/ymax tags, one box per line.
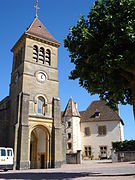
<box><xmin>34</xmin><ymin>0</ymin><xmax>40</xmax><ymax>18</ymax></box>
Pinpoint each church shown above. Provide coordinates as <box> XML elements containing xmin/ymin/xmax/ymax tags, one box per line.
<box><xmin>0</xmin><ymin>16</ymin><xmax>66</xmax><ymax>169</ymax></box>
<box><xmin>0</xmin><ymin>4</ymin><xmax>124</xmax><ymax>170</ymax></box>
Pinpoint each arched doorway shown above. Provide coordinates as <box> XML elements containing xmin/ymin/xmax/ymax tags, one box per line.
<box><xmin>30</xmin><ymin>125</ymin><xmax>50</xmax><ymax>169</ymax></box>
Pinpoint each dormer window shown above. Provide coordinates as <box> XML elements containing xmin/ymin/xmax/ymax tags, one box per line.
<box><xmin>95</xmin><ymin>112</ymin><xmax>100</xmax><ymax>118</ymax></box>
<box><xmin>33</xmin><ymin>45</ymin><xmax>38</xmax><ymax>62</ymax></box>
<box><xmin>45</xmin><ymin>49</ymin><xmax>51</xmax><ymax>65</ymax></box>
<box><xmin>90</xmin><ymin>110</ymin><xmax>100</xmax><ymax>118</ymax></box>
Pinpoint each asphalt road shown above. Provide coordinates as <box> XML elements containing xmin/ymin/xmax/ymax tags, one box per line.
<box><xmin>0</xmin><ymin>160</ymin><xmax>135</xmax><ymax>180</ymax></box>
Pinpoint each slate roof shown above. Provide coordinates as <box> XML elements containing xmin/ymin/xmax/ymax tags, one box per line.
<box><xmin>62</xmin><ymin>97</ymin><xmax>80</xmax><ymax>117</ymax></box>
<box><xmin>80</xmin><ymin>100</ymin><xmax>124</xmax><ymax>125</ymax></box>
<box><xmin>25</xmin><ymin>17</ymin><xmax>60</xmax><ymax>45</ymax></box>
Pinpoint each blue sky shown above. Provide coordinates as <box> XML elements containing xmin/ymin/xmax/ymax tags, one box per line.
<box><xmin>0</xmin><ymin>0</ymin><xmax>134</xmax><ymax>140</ymax></box>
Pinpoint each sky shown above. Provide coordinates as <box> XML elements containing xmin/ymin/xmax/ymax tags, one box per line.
<box><xmin>0</xmin><ymin>0</ymin><xmax>134</xmax><ymax>140</ymax></box>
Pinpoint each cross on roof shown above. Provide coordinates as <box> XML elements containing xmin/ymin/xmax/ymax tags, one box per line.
<box><xmin>34</xmin><ymin>0</ymin><xmax>40</xmax><ymax>18</ymax></box>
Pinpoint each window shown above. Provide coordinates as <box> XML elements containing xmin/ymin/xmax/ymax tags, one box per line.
<box><xmin>84</xmin><ymin>127</ymin><xmax>90</xmax><ymax>136</ymax></box>
<box><xmin>84</xmin><ymin>146</ymin><xmax>91</xmax><ymax>157</ymax></box>
<box><xmin>95</xmin><ymin>112</ymin><xmax>100</xmax><ymax>118</ymax></box>
<box><xmin>7</xmin><ymin>150</ymin><xmax>12</xmax><ymax>156</ymax></box>
<box><xmin>67</xmin><ymin>143</ymin><xmax>72</xmax><ymax>149</ymax></box>
<box><xmin>45</xmin><ymin>49</ymin><xmax>51</xmax><ymax>65</ymax></box>
<box><xmin>68</xmin><ymin>133</ymin><xmax>71</xmax><ymax>139</ymax></box>
<box><xmin>33</xmin><ymin>45</ymin><xmax>38</xmax><ymax>62</ymax></box>
<box><xmin>98</xmin><ymin>126</ymin><xmax>106</xmax><ymax>136</ymax></box>
<box><xmin>37</xmin><ymin>96</ymin><xmax>45</xmax><ymax>115</ymax></box>
<box><xmin>100</xmin><ymin>146</ymin><xmax>107</xmax><ymax>158</ymax></box>
<box><xmin>39</xmin><ymin>47</ymin><xmax>44</xmax><ymax>64</ymax></box>
<box><xmin>68</xmin><ymin>121</ymin><xmax>71</xmax><ymax>128</ymax></box>
<box><xmin>33</xmin><ymin>46</ymin><xmax>51</xmax><ymax>66</ymax></box>
<box><xmin>0</xmin><ymin>149</ymin><xmax>6</xmax><ymax>156</ymax></box>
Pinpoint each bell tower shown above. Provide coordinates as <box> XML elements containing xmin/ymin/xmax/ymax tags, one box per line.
<box><xmin>9</xmin><ymin>17</ymin><xmax>64</xmax><ymax>169</ymax></box>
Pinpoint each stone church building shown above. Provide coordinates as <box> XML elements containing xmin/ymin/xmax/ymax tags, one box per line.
<box><xmin>0</xmin><ymin>15</ymin><xmax>124</xmax><ymax>169</ymax></box>
<box><xmin>0</xmin><ymin>17</ymin><xmax>66</xmax><ymax>170</ymax></box>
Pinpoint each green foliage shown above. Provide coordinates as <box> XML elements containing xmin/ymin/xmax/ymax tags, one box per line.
<box><xmin>64</xmin><ymin>0</ymin><xmax>135</xmax><ymax>111</ymax></box>
<box><xmin>112</xmin><ymin>140</ymin><xmax>135</xmax><ymax>151</ymax></box>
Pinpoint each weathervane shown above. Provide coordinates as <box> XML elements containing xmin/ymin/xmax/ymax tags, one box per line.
<box><xmin>34</xmin><ymin>0</ymin><xmax>40</xmax><ymax>18</ymax></box>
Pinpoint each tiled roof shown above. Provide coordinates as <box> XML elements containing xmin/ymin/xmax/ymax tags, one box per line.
<box><xmin>25</xmin><ymin>17</ymin><xmax>60</xmax><ymax>45</ymax></box>
<box><xmin>80</xmin><ymin>100</ymin><xmax>124</xmax><ymax>124</ymax></box>
<box><xmin>63</xmin><ymin>97</ymin><xmax>80</xmax><ymax>117</ymax></box>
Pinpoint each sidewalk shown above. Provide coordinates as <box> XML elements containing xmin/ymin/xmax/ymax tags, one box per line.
<box><xmin>0</xmin><ymin>160</ymin><xmax>135</xmax><ymax>179</ymax></box>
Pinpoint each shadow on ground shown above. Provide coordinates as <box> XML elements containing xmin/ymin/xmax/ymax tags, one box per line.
<box><xmin>130</xmin><ymin>162</ymin><xmax>135</xmax><ymax>164</ymax></box>
<box><xmin>97</xmin><ymin>161</ymin><xmax>112</xmax><ymax>164</ymax></box>
<box><xmin>0</xmin><ymin>172</ymin><xmax>135</xmax><ymax>180</ymax></box>
<box><xmin>0</xmin><ymin>172</ymin><xmax>98</xmax><ymax>180</ymax></box>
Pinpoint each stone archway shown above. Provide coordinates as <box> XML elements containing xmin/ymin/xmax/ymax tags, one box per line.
<box><xmin>30</xmin><ymin>125</ymin><xmax>50</xmax><ymax>169</ymax></box>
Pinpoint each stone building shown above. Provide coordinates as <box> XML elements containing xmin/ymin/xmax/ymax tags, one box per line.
<box><xmin>63</xmin><ymin>98</ymin><xmax>124</xmax><ymax>161</ymax></box>
<box><xmin>0</xmin><ymin>17</ymin><xmax>66</xmax><ymax>170</ymax></box>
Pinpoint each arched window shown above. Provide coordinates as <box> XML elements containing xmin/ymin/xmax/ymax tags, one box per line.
<box><xmin>45</xmin><ymin>49</ymin><xmax>51</xmax><ymax>65</ymax></box>
<box><xmin>37</xmin><ymin>96</ymin><xmax>45</xmax><ymax>115</ymax></box>
<box><xmin>33</xmin><ymin>45</ymin><xmax>38</xmax><ymax>62</ymax></box>
<box><xmin>39</xmin><ymin>47</ymin><xmax>44</xmax><ymax>64</ymax></box>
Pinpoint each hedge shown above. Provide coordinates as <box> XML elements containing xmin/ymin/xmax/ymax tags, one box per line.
<box><xmin>112</xmin><ymin>140</ymin><xmax>135</xmax><ymax>151</ymax></box>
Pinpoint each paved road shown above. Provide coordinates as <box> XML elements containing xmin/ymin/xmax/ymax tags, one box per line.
<box><xmin>0</xmin><ymin>160</ymin><xmax>135</xmax><ymax>180</ymax></box>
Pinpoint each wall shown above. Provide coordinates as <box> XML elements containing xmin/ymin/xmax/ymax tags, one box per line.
<box><xmin>72</xmin><ymin>117</ymin><xmax>81</xmax><ymax>153</ymax></box>
<box><xmin>120</xmin><ymin>122</ymin><xmax>124</xmax><ymax>141</ymax></box>
<box><xmin>81</xmin><ymin>120</ymin><xmax>123</xmax><ymax>159</ymax></box>
<box><xmin>66</xmin><ymin>150</ymin><xmax>81</xmax><ymax>164</ymax></box>
<box><xmin>24</xmin><ymin>37</ymin><xmax>59</xmax><ymax>118</ymax></box>
<box><xmin>0</xmin><ymin>97</ymin><xmax>10</xmax><ymax>146</ymax></box>
<box><xmin>112</xmin><ymin>150</ymin><xmax>135</xmax><ymax>162</ymax></box>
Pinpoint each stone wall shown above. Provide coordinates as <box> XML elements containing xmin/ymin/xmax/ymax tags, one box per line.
<box><xmin>66</xmin><ymin>150</ymin><xmax>81</xmax><ymax>164</ymax></box>
<box><xmin>0</xmin><ymin>97</ymin><xmax>10</xmax><ymax>147</ymax></box>
<box><xmin>112</xmin><ymin>150</ymin><xmax>135</xmax><ymax>162</ymax></box>
<box><xmin>52</xmin><ymin>97</ymin><xmax>64</xmax><ymax>168</ymax></box>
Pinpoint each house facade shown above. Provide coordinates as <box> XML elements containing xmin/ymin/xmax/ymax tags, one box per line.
<box><xmin>63</xmin><ymin>98</ymin><xmax>124</xmax><ymax>160</ymax></box>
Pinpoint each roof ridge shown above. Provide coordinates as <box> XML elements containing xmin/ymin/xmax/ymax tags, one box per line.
<box><xmin>26</xmin><ymin>17</ymin><xmax>37</xmax><ymax>32</ymax></box>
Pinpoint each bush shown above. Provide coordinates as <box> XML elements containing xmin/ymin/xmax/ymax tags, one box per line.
<box><xmin>112</xmin><ymin>140</ymin><xmax>135</xmax><ymax>151</ymax></box>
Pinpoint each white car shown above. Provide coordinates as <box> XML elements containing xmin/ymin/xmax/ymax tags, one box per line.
<box><xmin>0</xmin><ymin>147</ymin><xmax>14</xmax><ymax>171</ymax></box>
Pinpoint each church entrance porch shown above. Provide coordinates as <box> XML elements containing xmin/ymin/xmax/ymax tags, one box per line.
<box><xmin>30</xmin><ymin>125</ymin><xmax>50</xmax><ymax>169</ymax></box>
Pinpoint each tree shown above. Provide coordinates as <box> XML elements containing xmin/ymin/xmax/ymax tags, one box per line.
<box><xmin>64</xmin><ymin>0</ymin><xmax>135</xmax><ymax>115</ymax></box>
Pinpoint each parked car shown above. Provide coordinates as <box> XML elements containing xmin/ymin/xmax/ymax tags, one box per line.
<box><xmin>0</xmin><ymin>147</ymin><xmax>14</xmax><ymax>171</ymax></box>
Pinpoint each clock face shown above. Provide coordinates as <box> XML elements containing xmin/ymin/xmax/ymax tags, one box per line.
<box><xmin>37</xmin><ymin>72</ymin><xmax>46</xmax><ymax>82</ymax></box>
